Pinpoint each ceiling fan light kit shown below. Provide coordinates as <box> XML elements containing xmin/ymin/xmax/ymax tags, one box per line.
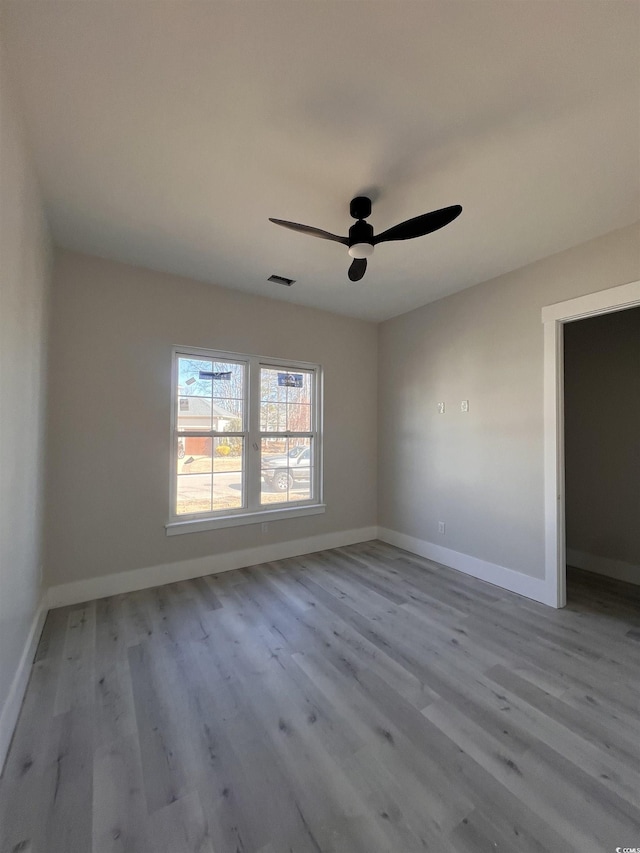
<box><xmin>348</xmin><ymin>242</ymin><xmax>374</xmax><ymax>259</ymax></box>
<box><xmin>269</xmin><ymin>196</ymin><xmax>462</xmax><ymax>282</ymax></box>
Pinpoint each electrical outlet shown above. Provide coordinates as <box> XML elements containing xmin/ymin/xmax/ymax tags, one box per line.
<box><xmin>437</xmin><ymin>402</ymin><xmax>445</xmax><ymax>414</ymax></box>
<box><xmin>261</xmin><ymin>522</ymin><xmax>269</xmax><ymax>533</ymax></box>
<box><xmin>438</xmin><ymin>521</ymin><xmax>446</xmax><ymax>534</ymax></box>
<box><xmin>461</xmin><ymin>400</ymin><xmax>469</xmax><ymax>412</ymax></box>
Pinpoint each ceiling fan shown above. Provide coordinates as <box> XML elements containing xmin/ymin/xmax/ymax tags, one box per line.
<box><xmin>269</xmin><ymin>196</ymin><xmax>462</xmax><ymax>281</ymax></box>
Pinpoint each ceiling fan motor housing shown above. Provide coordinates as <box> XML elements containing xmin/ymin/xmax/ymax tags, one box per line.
<box><xmin>350</xmin><ymin>196</ymin><xmax>372</xmax><ymax>219</ymax></box>
<box><xmin>348</xmin><ymin>219</ymin><xmax>374</xmax><ymax>258</ymax></box>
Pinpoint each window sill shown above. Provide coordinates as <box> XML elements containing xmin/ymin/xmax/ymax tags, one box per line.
<box><xmin>165</xmin><ymin>503</ymin><xmax>326</xmax><ymax>536</ymax></box>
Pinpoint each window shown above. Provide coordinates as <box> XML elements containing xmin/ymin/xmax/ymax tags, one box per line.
<box><xmin>167</xmin><ymin>348</ymin><xmax>323</xmax><ymax>534</ymax></box>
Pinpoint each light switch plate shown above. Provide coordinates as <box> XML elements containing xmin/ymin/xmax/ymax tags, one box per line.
<box><xmin>461</xmin><ymin>400</ymin><xmax>469</xmax><ymax>412</ymax></box>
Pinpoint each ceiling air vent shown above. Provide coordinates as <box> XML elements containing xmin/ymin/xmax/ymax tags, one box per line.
<box><xmin>268</xmin><ymin>274</ymin><xmax>296</xmax><ymax>286</ymax></box>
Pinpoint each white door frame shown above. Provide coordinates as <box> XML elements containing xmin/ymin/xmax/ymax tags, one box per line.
<box><xmin>542</xmin><ymin>279</ymin><xmax>640</xmax><ymax>608</ymax></box>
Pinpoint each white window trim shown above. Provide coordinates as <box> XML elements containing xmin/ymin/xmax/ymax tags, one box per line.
<box><xmin>166</xmin><ymin>503</ymin><xmax>326</xmax><ymax>535</ymax></box>
<box><xmin>167</xmin><ymin>346</ymin><xmax>324</xmax><ymax>534</ymax></box>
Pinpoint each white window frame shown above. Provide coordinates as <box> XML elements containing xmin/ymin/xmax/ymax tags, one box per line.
<box><xmin>166</xmin><ymin>346</ymin><xmax>324</xmax><ymax>535</ymax></box>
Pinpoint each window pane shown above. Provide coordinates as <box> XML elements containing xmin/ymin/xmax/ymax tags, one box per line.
<box><xmin>212</xmin><ymin>438</ymin><xmax>243</xmax><ymax>511</ymax></box>
<box><xmin>212</xmin><ymin>398</ymin><xmax>243</xmax><ymax>432</ymax></box>
<box><xmin>260</xmin><ymin>401</ymin><xmax>286</xmax><ymax>432</ymax></box>
<box><xmin>287</xmin><ymin>403</ymin><xmax>311</xmax><ymax>432</ymax></box>
<box><xmin>176</xmin><ymin>473</ymin><xmax>212</xmax><ymax>516</ymax></box>
<box><xmin>285</xmin><ymin>370</ymin><xmax>312</xmax><ymax>404</ymax></box>
<box><xmin>178</xmin><ymin>358</ymin><xmax>213</xmax><ymax>397</ymax></box>
<box><xmin>208</xmin><ymin>361</ymin><xmax>245</xmax><ymax>400</ymax></box>
<box><xmin>178</xmin><ymin>438</ymin><xmax>213</xmax><ymax>470</ymax></box>
<box><xmin>176</xmin><ymin>442</ymin><xmax>212</xmax><ymax>515</ymax></box>
<box><xmin>212</xmin><ymin>436</ymin><xmax>243</xmax><ymax>471</ymax></box>
<box><xmin>260</xmin><ymin>368</ymin><xmax>287</xmax><ymax>404</ymax></box>
<box><xmin>177</xmin><ymin>439</ymin><xmax>244</xmax><ymax>514</ymax></box>
<box><xmin>291</xmin><ymin>439</ymin><xmax>312</xmax><ymax>501</ymax></box>
<box><xmin>177</xmin><ymin>395</ymin><xmax>213</xmax><ymax>432</ymax></box>
<box><xmin>260</xmin><ymin>438</ymin><xmax>312</xmax><ymax>505</ymax></box>
<box><xmin>260</xmin><ymin>367</ymin><xmax>313</xmax><ymax>433</ymax></box>
<box><xmin>177</xmin><ymin>356</ymin><xmax>245</xmax><ymax>432</ymax></box>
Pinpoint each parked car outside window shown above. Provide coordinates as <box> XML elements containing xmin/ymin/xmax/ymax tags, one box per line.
<box><xmin>262</xmin><ymin>446</ymin><xmax>311</xmax><ymax>491</ymax></box>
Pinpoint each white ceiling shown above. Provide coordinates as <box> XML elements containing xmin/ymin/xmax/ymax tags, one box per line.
<box><xmin>3</xmin><ymin>1</ymin><xmax>639</xmax><ymax>321</ymax></box>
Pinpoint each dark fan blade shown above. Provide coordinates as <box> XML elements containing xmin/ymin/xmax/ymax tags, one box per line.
<box><xmin>348</xmin><ymin>258</ymin><xmax>367</xmax><ymax>281</ymax></box>
<box><xmin>373</xmin><ymin>205</ymin><xmax>462</xmax><ymax>244</ymax></box>
<box><xmin>269</xmin><ymin>218</ymin><xmax>348</xmax><ymax>245</ymax></box>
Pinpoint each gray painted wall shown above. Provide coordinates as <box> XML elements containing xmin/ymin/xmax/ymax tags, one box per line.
<box><xmin>378</xmin><ymin>223</ymin><xmax>640</xmax><ymax>579</ymax></box>
<box><xmin>565</xmin><ymin>307</ymin><xmax>640</xmax><ymax>572</ymax></box>
<box><xmin>45</xmin><ymin>250</ymin><xmax>378</xmax><ymax>587</ymax></box>
<box><xmin>46</xmin><ymin>224</ymin><xmax>640</xmax><ymax>592</ymax></box>
<box><xmin>0</xmin><ymin>49</ymin><xmax>51</xmax><ymax>725</ymax></box>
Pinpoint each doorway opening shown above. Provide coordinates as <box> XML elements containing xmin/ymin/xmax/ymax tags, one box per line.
<box><xmin>542</xmin><ymin>280</ymin><xmax>640</xmax><ymax>608</ymax></box>
<box><xmin>563</xmin><ymin>307</ymin><xmax>640</xmax><ymax>603</ymax></box>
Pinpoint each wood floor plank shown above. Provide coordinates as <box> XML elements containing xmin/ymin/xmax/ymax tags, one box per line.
<box><xmin>423</xmin><ymin>698</ymin><xmax>640</xmax><ymax>851</ymax></box>
<box><xmin>187</xmin><ymin>576</ymin><xmax>223</xmax><ymax>612</ymax></box>
<box><xmin>292</xmin><ymin>649</ymin><xmax>474</xmax><ymax>837</ymax></box>
<box><xmin>195</xmin><ymin>637</ymin><xmax>368</xmax><ymax>851</ymax></box>
<box><xmin>485</xmin><ymin>665</ymin><xmax>640</xmax><ymax>784</ymax></box>
<box><xmin>92</xmin><ymin>734</ymin><xmax>152</xmax><ymax>853</ymax></box>
<box><xmin>147</xmin><ymin>790</ymin><xmax>215</xmax><ymax>853</ymax></box>
<box><xmin>41</xmin><ymin>708</ymin><xmax>94</xmax><ymax>853</ymax></box>
<box><xmin>0</xmin><ymin>651</ymin><xmax>66</xmax><ymax>852</ymax></box>
<box><xmin>127</xmin><ymin>641</ymin><xmax>195</xmax><ymax>814</ymax></box>
<box><xmin>54</xmin><ymin>602</ymin><xmax>96</xmax><ymax>715</ymax></box>
<box><xmin>2</xmin><ymin>542</ymin><xmax>639</xmax><ymax>852</ymax></box>
<box><xmin>94</xmin><ymin>596</ymin><xmax>137</xmax><ymax>752</ymax></box>
<box><xmin>33</xmin><ymin>606</ymin><xmax>73</xmax><ymax>664</ymax></box>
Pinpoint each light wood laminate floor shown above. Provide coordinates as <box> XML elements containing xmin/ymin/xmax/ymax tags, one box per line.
<box><xmin>1</xmin><ymin>541</ymin><xmax>639</xmax><ymax>853</ymax></box>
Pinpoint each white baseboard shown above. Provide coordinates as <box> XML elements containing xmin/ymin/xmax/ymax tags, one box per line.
<box><xmin>46</xmin><ymin>526</ymin><xmax>379</xmax><ymax>609</ymax></box>
<box><xmin>0</xmin><ymin>596</ymin><xmax>48</xmax><ymax>774</ymax></box>
<box><xmin>567</xmin><ymin>548</ymin><xmax>640</xmax><ymax>587</ymax></box>
<box><xmin>378</xmin><ymin>527</ymin><xmax>557</xmax><ymax>607</ymax></box>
